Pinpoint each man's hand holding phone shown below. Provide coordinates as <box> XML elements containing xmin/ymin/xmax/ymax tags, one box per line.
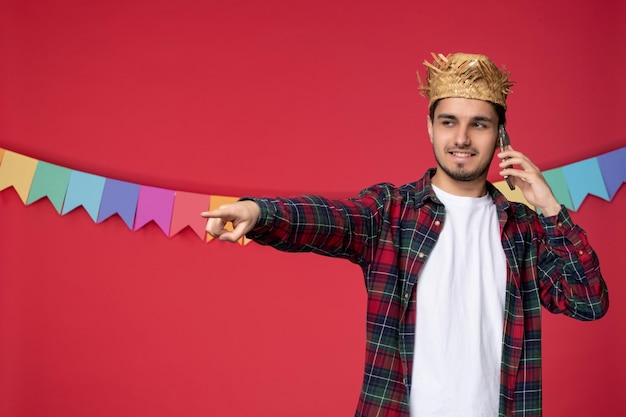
<box><xmin>497</xmin><ymin>143</ymin><xmax>562</xmax><ymax>217</ymax></box>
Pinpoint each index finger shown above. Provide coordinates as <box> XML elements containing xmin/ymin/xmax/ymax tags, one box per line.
<box><xmin>200</xmin><ymin>204</ymin><xmax>235</xmax><ymax>219</ymax></box>
<box><xmin>200</xmin><ymin>209</ymin><xmax>221</xmax><ymax>218</ymax></box>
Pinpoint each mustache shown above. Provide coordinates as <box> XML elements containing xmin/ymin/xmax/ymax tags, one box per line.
<box><xmin>445</xmin><ymin>146</ymin><xmax>479</xmax><ymax>154</ymax></box>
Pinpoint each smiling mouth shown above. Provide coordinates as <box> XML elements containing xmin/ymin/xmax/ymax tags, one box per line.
<box><xmin>449</xmin><ymin>151</ymin><xmax>475</xmax><ymax>158</ymax></box>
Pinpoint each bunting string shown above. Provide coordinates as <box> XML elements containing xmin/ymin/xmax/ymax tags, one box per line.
<box><xmin>0</xmin><ymin>146</ymin><xmax>624</xmax><ymax>245</ymax></box>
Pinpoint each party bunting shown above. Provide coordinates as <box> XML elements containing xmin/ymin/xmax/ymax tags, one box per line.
<box><xmin>493</xmin><ymin>181</ymin><xmax>534</xmax><ymax>210</ymax></box>
<box><xmin>62</xmin><ymin>171</ymin><xmax>106</xmax><ymax>222</ymax></box>
<box><xmin>0</xmin><ymin>146</ymin><xmax>623</xmax><ymax>246</ymax></box>
<box><xmin>597</xmin><ymin>147</ymin><xmax>626</xmax><ymax>200</ymax></box>
<box><xmin>562</xmin><ymin>158</ymin><xmax>610</xmax><ymax>211</ymax></box>
<box><xmin>133</xmin><ymin>186</ymin><xmax>175</xmax><ymax>235</ymax></box>
<box><xmin>0</xmin><ymin>151</ymin><xmax>38</xmax><ymax>203</ymax></box>
<box><xmin>98</xmin><ymin>179</ymin><xmax>141</xmax><ymax>229</ymax></box>
<box><xmin>27</xmin><ymin>161</ymin><xmax>72</xmax><ymax>213</ymax></box>
<box><xmin>542</xmin><ymin>168</ymin><xmax>573</xmax><ymax>210</ymax></box>
<box><xmin>170</xmin><ymin>191</ymin><xmax>211</xmax><ymax>240</ymax></box>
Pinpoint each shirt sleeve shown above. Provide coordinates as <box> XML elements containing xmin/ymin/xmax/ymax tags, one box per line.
<box><xmin>243</xmin><ymin>184</ymin><xmax>393</xmax><ymax>266</ymax></box>
<box><xmin>536</xmin><ymin>205</ymin><xmax>609</xmax><ymax>321</ymax></box>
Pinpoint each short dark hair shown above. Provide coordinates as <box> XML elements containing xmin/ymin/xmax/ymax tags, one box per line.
<box><xmin>429</xmin><ymin>99</ymin><xmax>507</xmax><ymax>127</ymax></box>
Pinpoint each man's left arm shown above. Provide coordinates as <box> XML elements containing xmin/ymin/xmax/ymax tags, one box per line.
<box><xmin>499</xmin><ymin>147</ymin><xmax>609</xmax><ymax>320</ymax></box>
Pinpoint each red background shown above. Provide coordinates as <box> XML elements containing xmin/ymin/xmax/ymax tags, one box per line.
<box><xmin>1</xmin><ymin>1</ymin><xmax>624</xmax><ymax>416</ymax></box>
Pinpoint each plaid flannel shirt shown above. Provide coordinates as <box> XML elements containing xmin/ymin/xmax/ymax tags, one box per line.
<box><xmin>246</xmin><ymin>169</ymin><xmax>608</xmax><ymax>417</ymax></box>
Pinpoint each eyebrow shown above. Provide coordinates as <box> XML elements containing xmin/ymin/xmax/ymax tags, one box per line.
<box><xmin>436</xmin><ymin>113</ymin><xmax>495</xmax><ymax>123</ymax></box>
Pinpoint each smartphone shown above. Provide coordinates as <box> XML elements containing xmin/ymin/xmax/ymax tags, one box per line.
<box><xmin>498</xmin><ymin>125</ymin><xmax>515</xmax><ymax>190</ymax></box>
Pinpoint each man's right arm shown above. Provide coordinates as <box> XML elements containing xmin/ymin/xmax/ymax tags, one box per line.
<box><xmin>201</xmin><ymin>185</ymin><xmax>394</xmax><ymax>265</ymax></box>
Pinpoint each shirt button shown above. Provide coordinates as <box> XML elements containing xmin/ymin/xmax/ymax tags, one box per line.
<box><xmin>578</xmin><ymin>250</ymin><xmax>584</xmax><ymax>255</ymax></box>
<box><xmin>418</xmin><ymin>252</ymin><xmax>425</xmax><ymax>258</ymax></box>
<box><xmin>557</xmin><ymin>222</ymin><xmax>563</xmax><ymax>227</ymax></box>
<box><xmin>434</xmin><ymin>220</ymin><xmax>441</xmax><ymax>226</ymax></box>
<box><xmin>404</xmin><ymin>293</ymin><xmax>409</xmax><ymax>300</ymax></box>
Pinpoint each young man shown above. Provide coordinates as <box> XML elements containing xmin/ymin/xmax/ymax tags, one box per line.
<box><xmin>201</xmin><ymin>52</ymin><xmax>609</xmax><ymax>417</ymax></box>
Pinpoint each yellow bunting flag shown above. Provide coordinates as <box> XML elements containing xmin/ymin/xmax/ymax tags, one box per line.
<box><xmin>493</xmin><ymin>180</ymin><xmax>535</xmax><ymax>210</ymax></box>
<box><xmin>0</xmin><ymin>151</ymin><xmax>39</xmax><ymax>203</ymax></box>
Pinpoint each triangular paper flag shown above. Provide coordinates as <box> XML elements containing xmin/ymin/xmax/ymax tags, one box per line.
<box><xmin>170</xmin><ymin>191</ymin><xmax>211</xmax><ymax>239</ymax></box>
<box><xmin>62</xmin><ymin>171</ymin><xmax>106</xmax><ymax>221</ymax></box>
<box><xmin>26</xmin><ymin>161</ymin><xmax>72</xmax><ymax>213</ymax></box>
<box><xmin>493</xmin><ymin>180</ymin><xmax>534</xmax><ymax>210</ymax></box>
<box><xmin>133</xmin><ymin>186</ymin><xmax>175</xmax><ymax>235</ymax></box>
<box><xmin>542</xmin><ymin>167</ymin><xmax>574</xmax><ymax>210</ymax></box>
<box><xmin>0</xmin><ymin>151</ymin><xmax>39</xmax><ymax>203</ymax></box>
<box><xmin>597</xmin><ymin>147</ymin><xmax>626</xmax><ymax>200</ymax></box>
<box><xmin>562</xmin><ymin>157</ymin><xmax>610</xmax><ymax>210</ymax></box>
<box><xmin>209</xmin><ymin>195</ymin><xmax>244</xmax><ymax>245</ymax></box>
<box><xmin>97</xmin><ymin>179</ymin><xmax>140</xmax><ymax>229</ymax></box>
<box><xmin>0</xmin><ymin>148</ymin><xmax>5</xmax><ymax>166</ymax></box>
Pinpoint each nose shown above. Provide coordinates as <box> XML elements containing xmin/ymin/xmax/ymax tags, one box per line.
<box><xmin>454</xmin><ymin>125</ymin><xmax>470</xmax><ymax>146</ymax></box>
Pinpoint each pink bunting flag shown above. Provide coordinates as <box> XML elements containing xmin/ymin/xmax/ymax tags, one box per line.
<box><xmin>170</xmin><ymin>191</ymin><xmax>211</xmax><ymax>239</ymax></box>
<box><xmin>133</xmin><ymin>186</ymin><xmax>175</xmax><ymax>235</ymax></box>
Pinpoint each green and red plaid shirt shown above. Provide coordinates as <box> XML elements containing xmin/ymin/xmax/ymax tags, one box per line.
<box><xmin>246</xmin><ymin>169</ymin><xmax>609</xmax><ymax>417</ymax></box>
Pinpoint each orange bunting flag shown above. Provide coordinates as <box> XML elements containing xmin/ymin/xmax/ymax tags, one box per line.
<box><xmin>209</xmin><ymin>195</ymin><xmax>245</xmax><ymax>245</ymax></box>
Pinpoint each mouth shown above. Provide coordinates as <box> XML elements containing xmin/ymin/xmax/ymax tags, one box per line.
<box><xmin>448</xmin><ymin>150</ymin><xmax>476</xmax><ymax>160</ymax></box>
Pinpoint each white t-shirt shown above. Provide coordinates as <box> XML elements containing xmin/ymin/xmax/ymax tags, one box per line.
<box><xmin>410</xmin><ymin>185</ymin><xmax>507</xmax><ymax>417</ymax></box>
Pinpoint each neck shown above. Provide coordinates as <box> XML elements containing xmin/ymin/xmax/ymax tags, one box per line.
<box><xmin>431</xmin><ymin>170</ymin><xmax>488</xmax><ymax>198</ymax></box>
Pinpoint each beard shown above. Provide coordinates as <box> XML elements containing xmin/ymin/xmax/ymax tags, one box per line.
<box><xmin>434</xmin><ymin>147</ymin><xmax>492</xmax><ymax>182</ymax></box>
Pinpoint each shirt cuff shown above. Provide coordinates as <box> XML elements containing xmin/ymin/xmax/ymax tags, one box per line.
<box><xmin>539</xmin><ymin>204</ymin><xmax>592</xmax><ymax>260</ymax></box>
<box><xmin>239</xmin><ymin>197</ymin><xmax>277</xmax><ymax>237</ymax></box>
<box><xmin>538</xmin><ymin>204</ymin><xmax>573</xmax><ymax>234</ymax></box>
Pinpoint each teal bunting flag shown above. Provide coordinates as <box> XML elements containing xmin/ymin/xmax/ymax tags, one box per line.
<box><xmin>542</xmin><ymin>167</ymin><xmax>574</xmax><ymax>210</ymax></box>
<box><xmin>562</xmin><ymin>158</ymin><xmax>610</xmax><ymax>210</ymax></box>
<box><xmin>26</xmin><ymin>161</ymin><xmax>72</xmax><ymax>213</ymax></box>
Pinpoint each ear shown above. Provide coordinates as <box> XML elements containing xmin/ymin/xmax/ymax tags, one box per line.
<box><xmin>426</xmin><ymin>115</ymin><xmax>434</xmax><ymax>144</ymax></box>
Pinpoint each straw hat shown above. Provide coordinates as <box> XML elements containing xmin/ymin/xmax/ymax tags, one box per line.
<box><xmin>419</xmin><ymin>52</ymin><xmax>514</xmax><ymax>109</ymax></box>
